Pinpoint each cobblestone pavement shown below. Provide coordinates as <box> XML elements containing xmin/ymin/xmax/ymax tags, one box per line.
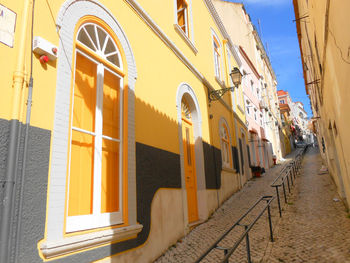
<box><xmin>262</xmin><ymin>147</ymin><xmax>350</xmax><ymax>263</ymax></box>
<box><xmin>155</xmin><ymin>150</ymin><xmax>301</xmax><ymax>263</ymax></box>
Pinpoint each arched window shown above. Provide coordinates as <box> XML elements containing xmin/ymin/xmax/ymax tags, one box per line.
<box><xmin>66</xmin><ymin>22</ymin><xmax>124</xmax><ymax>232</ymax></box>
<box><xmin>220</xmin><ymin>121</ymin><xmax>232</xmax><ymax>169</ymax></box>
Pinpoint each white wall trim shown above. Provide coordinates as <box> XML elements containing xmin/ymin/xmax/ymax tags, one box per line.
<box><xmin>176</xmin><ymin>83</ymin><xmax>208</xmax><ymax>225</ymax></box>
<box><xmin>219</xmin><ymin>117</ymin><xmax>234</xmax><ymax>169</ymax></box>
<box><xmin>45</xmin><ymin>0</ymin><xmax>139</xmax><ymax>255</ymax></box>
<box><xmin>40</xmin><ymin>224</ymin><xmax>143</xmax><ymax>259</ymax></box>
<box><xmin>203</xmin><ymin>0</ymin><xmax>242</xmax><ymax>67</ymax></box>
<box><xmin>219</xmin><ymin>117</ymin><xmax>233</xmax><ymax>145</ymax></box>
<box><xmin>124</xmin><ymin>0</ymin><xmax>203</xmax><ymax>81</ymax></box>
<box><xmin>174</xmin><ymin>24</ymin><xmax>198</xmax><ymax>54</ymax></box>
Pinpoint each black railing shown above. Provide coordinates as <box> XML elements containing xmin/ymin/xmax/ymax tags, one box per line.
<box><xmin>195</xmin><ymin>146</ymin><xmax>309</xmax><ymax>263</ymax></box>
<box><xmin>271</xmin><ymin>146</ymin><xmax>307</xmax><ymax>217</ymax></box>
<box><xmin>195</xmin><ymin>196</ymin><xmax>275</xmax><ymax>263</ymax></box>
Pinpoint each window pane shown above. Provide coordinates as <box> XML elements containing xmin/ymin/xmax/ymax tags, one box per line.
<box><xmin>101</xmin><ymin>139</ymin><xmax>120</xmax><ymax>213</ymax></box>
<box><xmin>177</xmin><ymin>0</ymin><xmax>185</xmax><ymax>9</ymax></box>
<box><xmin>186</xmin><ymin>127</ymin><xmax>191</xmax><ymax>165</ymax></box>
<box><xmin>73</xmin><ymin>53</ymin><xmax>97</xmax><ymax>132</ymax></box>
<box><xmin>177</xmin><ymin>10</ymin><xmax>185</xmax><ymax>28</ymax></box>
<box><xmin>105</xmin><ymin>38</ymin><xmax>120</xmax><ymax>67</ymax></box>
<box><xmin>68</xmin><ymin>130</ymin><xmax>94</xmax><ymax>216</ymax></box>
<box><xmin>106</xmin><ymin>54</ymin><xmax>120</xmax><ymax>66</ymax></box>
<box><xmin>103</xmin><ymin>70</ymin><xmax>120</xmax><ymax>139</ymax></box>
<box><xmin>97</xmin><ymin>27</ymin><xmax>107</xmax><ymax>50</ymax></box>
<box><xmin>84</xmin><ymin>24</ymin><xmax>98</xmax><ymax>50</ymax></box>
<box><xmin>77</xmin><ymin>28</ymin><xmax>96</xmax><ymax>51</ymax></box>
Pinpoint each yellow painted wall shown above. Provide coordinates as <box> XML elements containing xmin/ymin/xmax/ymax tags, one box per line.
<box><xmin>296</xmin><ymin>0</ymin><xmax>350</xmax><ymax>206</ymax></box>
<box><xmin>0</xmin><ymin>1</ymin><xmax>271</xmax><ymax>262</ymax></box>
<box><xmin>0</xmin><ymin>0</ymin><xmax>28</xmax><ymax>121</ymax></box>
<box><xmin>0</xmin><ymin>0</ymin><xmax>242</xmax><ymax>156</ymax></box>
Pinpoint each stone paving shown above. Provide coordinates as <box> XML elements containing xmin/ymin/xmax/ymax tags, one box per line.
<box><xmin>155</xmin><ymin>150</ymin><xmax>301</xmax><ymax>263</ymax></box>
<box><xmin>262</xmin><ymin>147</ymin><xmax>350</xmax><ymax>263</ymax></box>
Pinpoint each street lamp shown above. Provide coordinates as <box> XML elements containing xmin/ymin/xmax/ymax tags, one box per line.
<box><xmin>209</xmin><ymin>67</ymin><xmax>243</xmax><ymax>102</ymax></box>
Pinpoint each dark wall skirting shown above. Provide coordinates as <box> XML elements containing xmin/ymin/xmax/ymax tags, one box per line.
<box><xmin>0</xmin><ymin>118</ymin><xmax>227</xmax><ymax>262</ymax></box>
<box><xmin>247</xmin><ymin>145</ymin><xmax>251</xmax><ymax>167</ymax></box>
<box><xmin>239</xmin><ymin>139</ymin><xmax>244</xmax><ymax>175</ymax></box>
<box><xmin>50</xmin><ymin>142</ymin><xmax>183</xmax><ymax>263</ymax></box>
<box><xmin>0</xmin><ymin>118</ymin><xmax>51</xmax><ymax>263</ymax></box>
<box><xmin>232</xmin><ymin>146</ymin><xmax>240</xmax><ymax>174</ymax></box>
<box><xmin>202</xmin><ymin>142</ymin><xmax>222</xmax><ymax>189</ymax></box>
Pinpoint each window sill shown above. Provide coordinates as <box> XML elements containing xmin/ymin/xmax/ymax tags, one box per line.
<box><xmin>222</xmin><ymin>166</ymin><xmax>236</xmax><ymax>173</ymax></box>
<box><xmin>215</xmin><ymin>76</ymin><xmax>226</xmax><ymax>89</ymax></box>
<box><xmin>40</xmin><ymin>223</ymin><xmax>143</xmax><ymax>259</ymax></box>
<box><xmin>238</xmin><ymin>105</ymin><xmax>245</xmax><ymax>114</ymax></box>
<box><xmin>174</xmin><ymin>24</ymin><xmax>198</xmax><ymax>54</ymax></box>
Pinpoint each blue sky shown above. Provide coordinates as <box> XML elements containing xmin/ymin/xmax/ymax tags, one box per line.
<box><xmin>226</xmin><ymin>0</ymin><xmax>312</xmax><ymax>117</ymax></box>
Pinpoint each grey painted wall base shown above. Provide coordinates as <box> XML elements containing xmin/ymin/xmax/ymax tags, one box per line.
<box><xmin>0</xmin><ymin>117</ymin><xmax>228</xmax><ymax>262</ymax></box>
<box><xmin>0</xmin><ymin>118</ymin><xmax>51</xmax><ymax>263</ymax></box>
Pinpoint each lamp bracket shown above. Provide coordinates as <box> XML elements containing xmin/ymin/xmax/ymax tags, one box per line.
<box><xmin>209</xmin><ymin>87</ymin><xmax>234</xmax><ymax>102</ymax></box>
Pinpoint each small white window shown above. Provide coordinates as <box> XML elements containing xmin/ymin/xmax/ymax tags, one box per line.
<box><xmin>220</xmin><ymin>121</ymin><xmax>232</xmax><ymax>169</ymax></box>
<box><xmin>212</xmin><ymin>33</ymin><xmax>222</xmax><ymax>80</ymax></box>
<box><xmin>176</xmin><ymin>0</ymin><xmax>189</xmax><ymax>36</ymax></box>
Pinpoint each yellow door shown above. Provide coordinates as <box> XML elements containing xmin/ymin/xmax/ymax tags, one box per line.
<box><xmin>181</xmin><ymin>100</ymin><xmax>198</xmax><ymax>223</ymax></box>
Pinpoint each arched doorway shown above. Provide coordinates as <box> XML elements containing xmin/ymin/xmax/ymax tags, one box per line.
<box><xmin>176</xmin><ymin>83</ymin><xmax>206</xmax><ymax>225</ymax></box>
<box><xmin>181</xmin><ymin>99</ymin><xmax>198</xmax><ymax>222</ymax></box>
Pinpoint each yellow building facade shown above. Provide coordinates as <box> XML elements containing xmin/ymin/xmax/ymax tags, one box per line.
<box><xmin>0</xmin><ymin>0</ymin><xmax>249</xmax><ymax>262</ymax></box>
<box><xmin>293</xmin><ymin>0</ymin><xmax>350</xmax><ymax>207</ymax></box>
<box><xmin>212</xmin><ymin>0</ymin><xmax>284</xmax><ymax>168</ymax></box>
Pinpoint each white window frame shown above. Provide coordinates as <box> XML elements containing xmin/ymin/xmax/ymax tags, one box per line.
<box><xmin>227</xmin><ymin>49</ymin><xmax>237</xmax><ymax>111</ymax></box>
<box><xmin>176</xmin><ymin>0</ymin><xmax>189</xmax><ymax>36</ymax></box>
<box><xmin>173</xmin><ymin>0</ymin><xmax>197</xmax><ymax>53</ymax></box>
<box><xmin>211</xmin><ymin>30</ymin><xmax>223</xmax><ymax>81</ymax></box>
<box><xmin>67</xmin><ymin>46</ymin><xmax>124</xmax><ymax>232</ymax></box>
<box><xmin>250</xmin><ymin>80</ymin><xmax>254</xmax><ymax>93</ymax></box>
<box><xmin>42</xmin><ymin>2</ymin><xmax>142</xmax><ymax>258</ymax></box>
<box><xmin>219</xmin><ymin>118</ymin><xmax>232</xmax><ymax>169</ymax></box>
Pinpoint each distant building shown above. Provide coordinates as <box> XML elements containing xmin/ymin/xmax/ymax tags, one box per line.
<box><xmin>291</xmin><ymin>101</ymin><xmax>311</xmax><ymax>142</ymax></box>
<box><xmin>277</xmin><ymin>90</ymin><xmax>295</xmax><ymax>155</ymax></box>
<box><xmin>212</xmin><ymin>0</ymin><xmax>282</xmax><ymax>168</ymax></box>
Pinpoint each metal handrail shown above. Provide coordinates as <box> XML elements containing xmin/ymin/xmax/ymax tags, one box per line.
<box><xmin>195</xmin><ymin>196</ymin><xmax>275</xmax><ymax>263</ymax></box>
<box><xmin>271</xmin><ymin>146</ymin><xmax>308</xmax><ymax>217</ymax></box>
<box><xmin>195</xmin><ymin>146</ymin><xmax>308</xmax><ymax>263</ymax></box>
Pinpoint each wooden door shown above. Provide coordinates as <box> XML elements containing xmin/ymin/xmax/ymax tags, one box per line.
<box><xmin>181</xmin><ymin>100</ymin><xmax>199</xmax><ymax>223</ymax></box>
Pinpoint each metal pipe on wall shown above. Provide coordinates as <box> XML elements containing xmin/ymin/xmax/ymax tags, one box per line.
<box><xmin>0</xmin><ymin>0</ymin><xmax>34</xmax><ymax>262</ymax></box>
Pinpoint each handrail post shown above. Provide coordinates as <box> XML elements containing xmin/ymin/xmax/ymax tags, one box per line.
<box><xmin>282</xmin><ymin>181</ymin><xmax>287</xmax><ymax>203</ymax></box>
<box><xmin>244</xmin><ymin>225</ymin><xmax>252</xmax><ymax>263</ymax></box>
<box><xmin>267</xmin><ymin>202</ymin><xmax>274</xmax><ymax>242</ymax></box>
<box><xmin>223</xmin><ymin>248</ymin><xmax>228</xmax><ymax>263</ymax></box>
<box><xmin>275</xmin><ymin>186</ymin><xmax>282</xmax><ymax>217</ymax></box>
<box><xmin>290</xmin><ymin>170</ymin><xmax>294</xmax><ymax>186</ymax></box>
<box><xmin>286</xmin><ymin>174</ymin><xmax>291</xmax><ymax>193</ymax></box>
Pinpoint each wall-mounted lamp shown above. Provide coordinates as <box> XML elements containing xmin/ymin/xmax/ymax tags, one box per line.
<box><xmin>209</xmin><ymin>67</ymin><xmax>242</xmax><ymax>102</ymax></box>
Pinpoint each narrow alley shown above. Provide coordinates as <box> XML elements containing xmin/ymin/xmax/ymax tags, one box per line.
<box><xmin>263</xmin><ymin>147</ymin><xmax>350</xmax><ymax>263</ymax></box>
<box><xmin>1</xmin><ymin>1</ymin><xmax>349</xmax><ymax>262</ymax></box>
<box><xmin>155</xmin><ymin>147</ymin><xmax>350</xmax><ymax>263</ymax></box>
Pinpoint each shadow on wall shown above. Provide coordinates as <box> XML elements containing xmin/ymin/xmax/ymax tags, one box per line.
<box><xmin>48</xmin><ymin>94</ymin><xmax>226</xmax><ymax>262</ymax></box>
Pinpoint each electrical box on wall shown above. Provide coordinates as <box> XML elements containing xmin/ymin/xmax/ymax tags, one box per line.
<box><xmin>33</xmin><ymin>36</ymin><xmax>58</xmax><ymax>61</ymax></box>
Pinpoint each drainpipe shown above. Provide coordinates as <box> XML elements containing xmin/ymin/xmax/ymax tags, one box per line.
<box><xmin>14</xmin><ymin>0</ymin><xmax>35</xmax><ymax>260</ymax></box>
<box><xmin>0</xmin><ymin>0</ymin><xmax>33</xmax><ymax>262</ymax></box>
